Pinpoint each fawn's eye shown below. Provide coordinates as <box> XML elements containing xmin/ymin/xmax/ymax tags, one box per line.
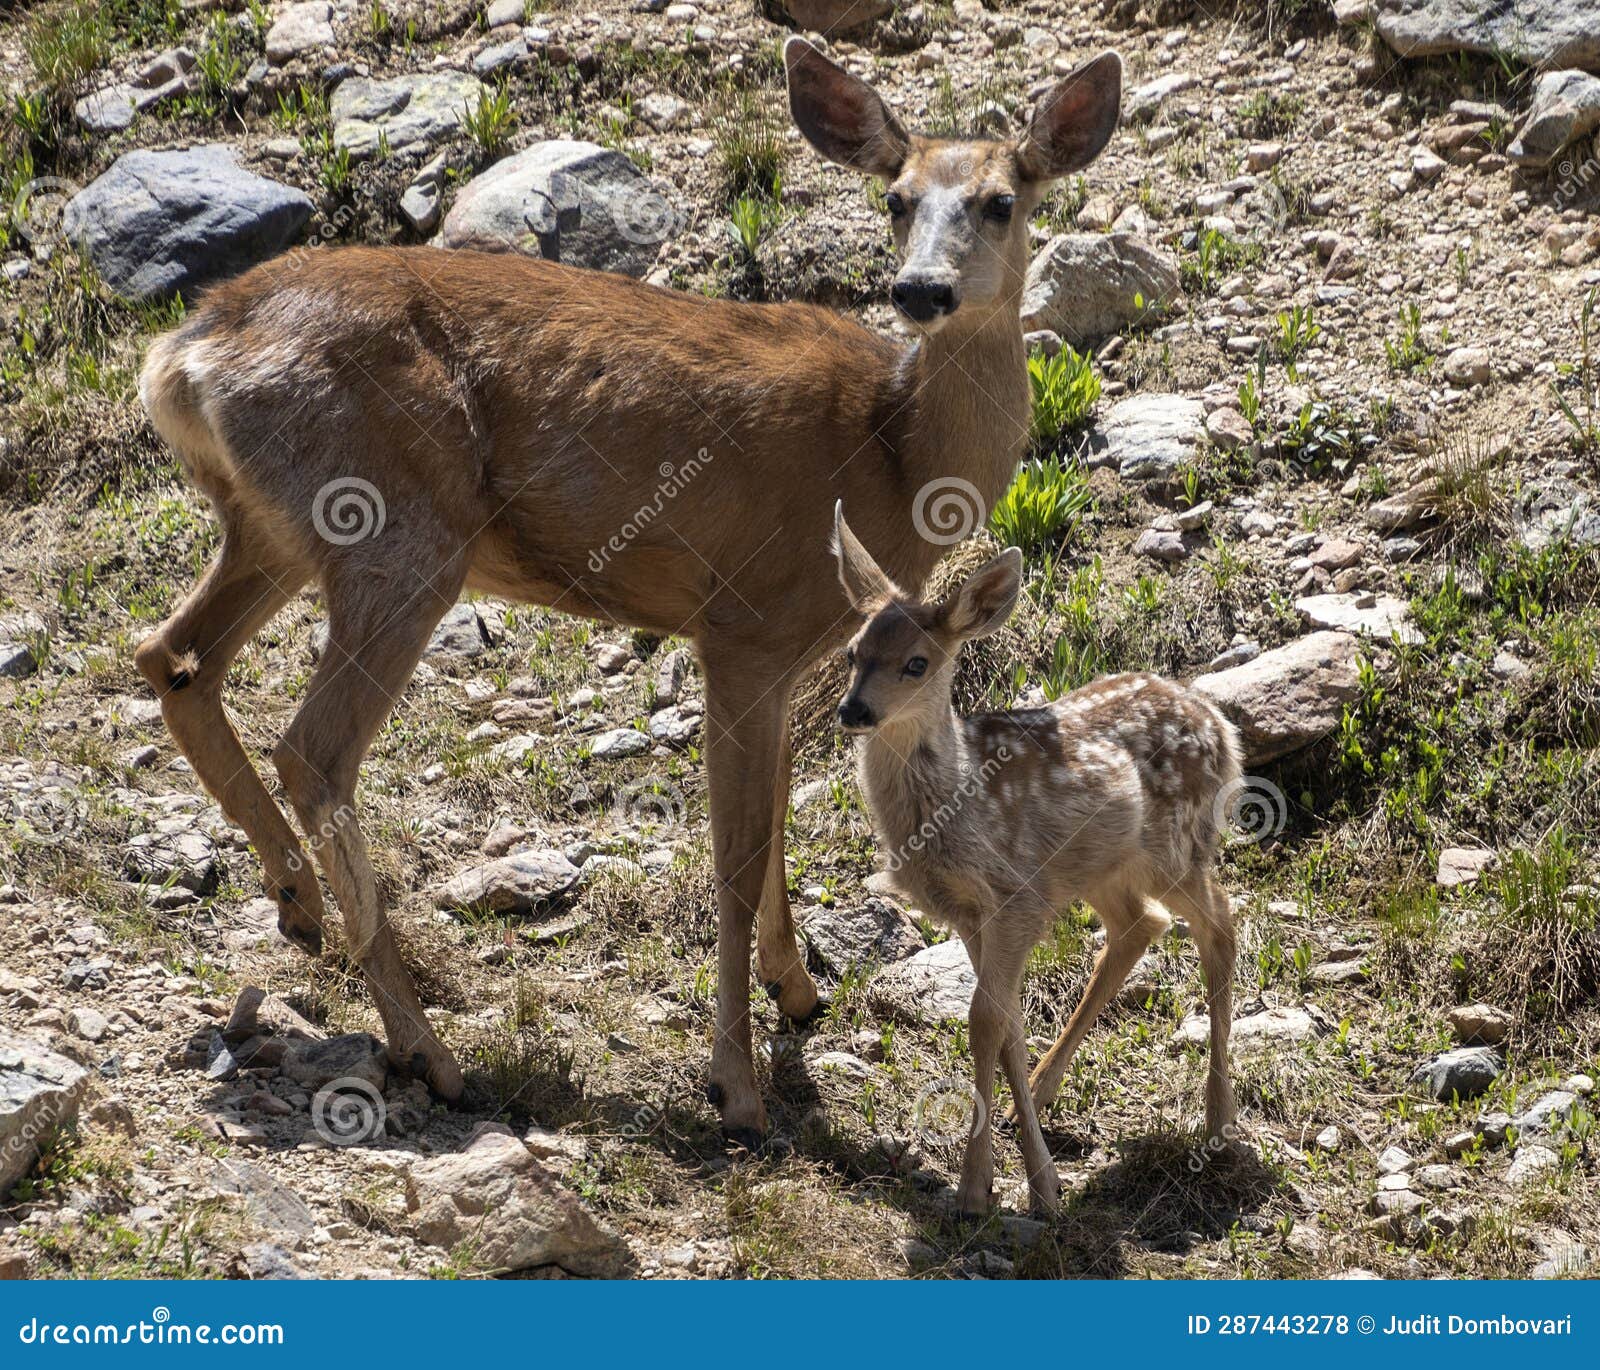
<box><xmin>885</xmin><ymin>191</ymin><xmax>907</xmax><ymax>218</ymax></box>
<box><xmin>984</xmin><ymin>194</ymin><xmax>1014</xmax><ymax>223</ymax></box>
<box><xmin>904</xmin><ymin>656</ymin><xmax>927</xmax><ymax>677</ymax></box>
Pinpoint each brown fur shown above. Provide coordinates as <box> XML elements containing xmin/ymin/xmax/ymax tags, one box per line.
<box><xmin>833</xmin><ymin>510</ymin><xmax>1242</xmax><ymax>1215</ymax></box>
<box><xmin>132</xmin><ymin>40</ymin><xmax>1122</xmax><ymax>1141</ymax></box>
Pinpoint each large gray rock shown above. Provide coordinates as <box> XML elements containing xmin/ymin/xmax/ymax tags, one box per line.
<box><xmin>433</xmin><ymin>850</ymin><xmax>581</xmax><ymax>915</ymax></box>
<box><xmin>1411</xmin><ymin>1046</ymin><xmax>1502</xmax><ymax>1101</ymax></box>
<box><xmin>1295</xmin><ymin>592</ymin><xmax>1422</xmax><ymax>645</ymax></box>
<box><xmin>440</xmin><ymin>140</ymin><xmax>664</xmax><ymax>276</ymax></box>
<box><xmin>1510</xmin><ymin>69</ymin><xmax>1600</xmax><ymax>166</ymax></box>
<box><xmin>122</xmin><ymin>825</ymin><xmax>222</xmax><ymax>894</ymax></box>
<box><xmin>281</xmin><ymin>1033</ymin><xmax>388</xmax><ymax>1091</ymax></box>
<box><xmin>1193</xmin><ymin>631</ymin><xmax>1361</xmax><ymax>765</ymax></box>
<box><xmin>1092</xmin><ymin>393</ymin><xmax>1205</xmax><ymax>481</ymax></box>
<box><xmin>405</xmin><ymin>1126</ymin><xmax>633</xmax><ymax>1276</ymax></box>
<box><xmin>1021</xmin><ymin>234</ymin><xmax>1181</xmax><ymax>346</ymax></box>
<box><xmin>63</xmin><ymin>147</ymin><xmax>312</xmax><ymax>302</ymax></box>
<box><xmin>872</xmin><ymin>938</ymin><xmax>976</xmax><ymax>1022</ymax></box>
<box><xmin>780</xmin><ymin>0</ymin><xmax>893</xmax><ymax>33</ymax></box>
<box><xmin>266</xmin><ymin>2</ymin><xmax>334</xmax><ymax>65</ymax></box>
<box><xmin>1</xmin><ymin>1031</ymin><xmax>90</xmax><ymax>1194</ymax></box>
<box><xmin>332</xmin><ymin>71</ymin><xmax>484</xmax><ymax>159</ymax></box>
<box><xmin>1364</xmin><ymin>1</ymin><xmax>1600</xmax><ymax>72</ymax></box>
<box><xmin>801</xmin><ymin>897</ymin><xmax>926</xmax><ymax>976</ymax></box>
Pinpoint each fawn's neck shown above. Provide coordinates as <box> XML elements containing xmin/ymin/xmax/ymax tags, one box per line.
<box><xmin>858</xmin><ymin>709</ymin><xmax>973</xmax><ymax>865</ymax></box>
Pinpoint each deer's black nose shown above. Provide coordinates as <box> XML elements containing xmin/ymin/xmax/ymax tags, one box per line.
<box><xmin>837</xmin><ymin>697</ymin><xmax>875</xmax><ymax>731</ymax></box>
<box><xmin>891</xmin><ymin>277</ymin><xmax>957</xmax><ymax>322</ymax></box>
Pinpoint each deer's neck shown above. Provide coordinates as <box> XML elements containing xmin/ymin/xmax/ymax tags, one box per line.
<box><xmin>884</xmin><ymin>311</ymin><xmax>1029</xmax><ymax>590</ymax></box>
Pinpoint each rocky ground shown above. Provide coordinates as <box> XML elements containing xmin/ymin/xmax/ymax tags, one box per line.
<box><xmin>2</xmin><ymin>0</ymin><xmax>1598</xmax><ymax>1281</ymax></box>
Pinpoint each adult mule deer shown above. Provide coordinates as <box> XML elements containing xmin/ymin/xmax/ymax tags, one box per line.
<box><xmin>133</xmin><ymin>38</ymin><xmax>1122</xmax><ymax>1147</ymax></box>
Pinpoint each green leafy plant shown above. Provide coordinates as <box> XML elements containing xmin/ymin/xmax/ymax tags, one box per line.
<box><xmin>462</xmin><ymin>84</ymin><xmax>515</xmax><ymax>157</ymax></box>
<box><xmin>987</xmin><ymin>453</ymin><xmax>1093</xmax><ymax>557</ymax></box>
<box><xmin>1272</xmin><ymin>304</ymin><xmax>1321</xmax><ymax>365</ymax></box>
<box><xmin>1384</xmin><ymin>302</ymin><xmax>1435</xmax><ymax>373</ymax></box>
<box><xmin>1027</xmin><ymin>344</ymin><xmax>1100</xmax><ymax>447</ymax></box>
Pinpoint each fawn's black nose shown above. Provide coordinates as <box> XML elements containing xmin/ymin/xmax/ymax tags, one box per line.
<box><xmin>890</xmin><ymin>277</ymin><xmax>957</xmax><ymax>323</ymax></box>
<box><xmin>837</xmin><ymin>697</ymin><xmax>875</xmax><ymax>731</ymax></box>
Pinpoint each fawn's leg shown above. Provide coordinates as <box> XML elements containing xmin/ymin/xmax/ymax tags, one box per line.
<box><xmin>133</xmin><ymin>532</ymin><xmax>325</xmax><ymax>953</ymax></box>
<box><xmin>1168</xmin><ymin>870</ymin><xmax>1238</xmax><ymax>1140</ymax></box>
<box><xmin>955</xmin><ymin>931</ymin><xmax>1006</xmax><ymax>1218</ymax></box>
<box><xmin>274</xmin><ymin>563</ymin><xmax>464</xmax><ymax>1100</ymax></box>
<box><xmin>699</xmin><ymin>652</ymin><xmax>792</xmax><ymax>1148</ymax></box>
<box><xmin>985</xmin><ymin>933</ymin><xmax>1060</xmax><ymax>1214</ymax></box>
<box><xmin>755</xmin><ymin>697</ymin><xmax>821</xmax><ymax>1022</ymax></box>
<box><xmin>1023</xmin><ymin>895</ymin><xmax>1168</xmax><ymax>1117</ymax></box>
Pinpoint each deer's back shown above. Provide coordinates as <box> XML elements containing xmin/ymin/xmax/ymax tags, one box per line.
<box><xmin>141</xmin><ymin>247</ymin><xmax>909</xmax><ymax>643</ymax></box>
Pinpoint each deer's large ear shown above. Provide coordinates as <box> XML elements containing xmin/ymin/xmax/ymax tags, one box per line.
<box><xmin>833</xmin><ymin>503</ymin><xmax>898</xmax><ymax>615</ymax></box>
<box><xmin>939</xmin><ymin>548</ymin><xmax>1023</xmax><ymax>640</ymax></box>
<box><xmin>1015</xmin><ymin>51</ymin><xmax>1121</xmax><ymax>183</ymax></box>
<box><xmin>786</xmin><ymin>38</ymin><xmax>910</xmax><ymax>179</ymax></box>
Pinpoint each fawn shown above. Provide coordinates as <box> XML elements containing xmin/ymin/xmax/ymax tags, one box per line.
<box><xmin>832</xmin><ymin>506</ymin><xmax>1242</xmax><ymax>1216</ymax></box>
<box><xmin>133</xmin><ymin>39</ymin><xmax>1122</xmax><ymax>1146</ymax></box>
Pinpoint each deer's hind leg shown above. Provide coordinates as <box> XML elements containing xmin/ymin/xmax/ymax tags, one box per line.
<box><xmin>273</xmin><ymin>556</ymin><xmax>466</xmax><ymax>1100</ymax></box>
<box><xmin>1021</xmin><ymin>892</ymin><xmax>1168</xmax><ymax>1118</ymax></box>
<box><xmin>133</xmin><ymin>527</ymin><xmax>324</xmax><ymax>953</ymax></box>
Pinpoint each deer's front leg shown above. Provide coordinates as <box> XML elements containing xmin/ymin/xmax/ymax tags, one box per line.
<box><xmin>755</xmin><ymin>704</ymin><xmax>821</xmax><ymax>1023</ymax></box>
<box><xmin>700</xmin><ymin>657</ymin><xmax>792</xmax><ymax>1149</ymax></box>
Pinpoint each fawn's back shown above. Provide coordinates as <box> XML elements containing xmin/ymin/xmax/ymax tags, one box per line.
<box><xmin>886</xmin><ymin>673</ymin><xmax>1241</xmax><ymax>928</ymax></box>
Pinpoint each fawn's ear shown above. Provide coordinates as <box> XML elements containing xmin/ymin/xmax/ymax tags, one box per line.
<box><xmin>833</xmin><ymin>503</ymin><xmax>897</xmax><ymax>615</ymax></box>
<box><xmin>786</xmin><ymin>38</ymin><xmax>910</xmax><ymax>180</ymax></box>
<box><xmin>940</xmin><ymin>548</ymin><xmax>1024</xmax><ymax>640</ymax></box>
<box><xmin>1015</xmin><ymin>51</ymin><xmax>1121</xmax><ymax>183</ymax></box>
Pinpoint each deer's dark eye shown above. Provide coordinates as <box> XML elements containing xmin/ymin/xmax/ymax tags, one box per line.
<box><xmin>885</xmin><ymin>191</ymin><xmax>907</xmax><ymax>218</ymax></box>
<box><xmin>904</xmin><ymin>656</ymin><xmax>927</xmax><ymax>677</ymax></box>
<box><xmin>984</xmin><ymin>194</ymin><xmax>1014</xmax><ymax>223</ymax></box>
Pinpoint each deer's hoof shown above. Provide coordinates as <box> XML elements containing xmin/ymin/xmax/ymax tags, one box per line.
<box><xmin>705</xmin><ymin>1082</ymin><xmax>724</xmax><ymax>1107</ymax></box>
<box><xmin>276</xmin><ymin>911</ymin><xmax>322</xmax><ymax>957</ymax></box>
<box><xmin>786</xmin><ymin>994</ymin><xmax>830</xmax><ymax>1029</ymax></box>
<box><xmin>722</xmin><ymin>1124</ymin><xmax>766</xmax><ymax>1156</ymax></box>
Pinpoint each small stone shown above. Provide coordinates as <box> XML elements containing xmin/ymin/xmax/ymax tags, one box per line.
<box><xmin>1442</xmin><ymin>346</ymin><xmax>1491</xmax><ymax>387</ymax></box>
<box><xmin>1447</xmin><ymin>1002</ymin><xmax>1512</xmax><ymax>1045</ymax></box>
<box><xmin>1133</xmin><ymin>528</ymin><xmax>1188</xmax><ymax>562</ymax></box>
<box><xmin>1377</xmin><ymin>1145</ymin><xmax>1415</xmax><ymax>1175</ymax></box>
<box><xmin>1313</xmin><ymin>1125</ymin><xmax>1341</xmax><ymax>1152</ymax></box>
<box><xmin>1437</xmin><ymin>847</ymin><xmax>1496</xmax><ymax>888</ymax></box>
<box><xmin>1506</xmin><ymin>1144</ymin><xmax>1559</xmax><ymax>1189</ymax></box>
<box><xmin>589</xmin><ymin>728</ymin><xmax>650</xmax><ymax>759</ymax></box>
<box><xmin>66</xmin><ymin>1007</ymin><xmax>109</xmax><ymax>1042</ymax></box>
